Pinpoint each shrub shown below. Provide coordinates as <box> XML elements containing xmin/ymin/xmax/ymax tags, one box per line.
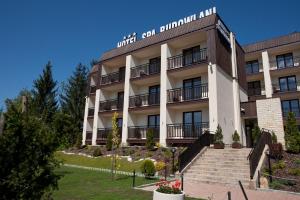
<box><xmin>92</xmin><ymin>147</ymin><xmax>102</xmax><ymax>157</ymax></box>
<box><xmin>140</xmin><ymin>159</ymin><xmax>156</xmax><ymax>177</ymax></box>
<box><xmin>106</xmin><ymin>132</ymin><xmax>113</xmax><ymax>151</ymax></box>
<box><xmin>163</xmin><ymin>149</ymin><xmax>172</xmax><ymax>160</ymax></box>
<box><xmin>271</xmin><ymin>131</ymin><xmax>278</xmax><ymax>143</ymax></box>
<box><xmin>156</xmin><ymin>179</ymin><xmax>182</xmax><ymax>194</ymax></box>
<box><xmin>269</xmin><ymin>180</ymin><xmax>285</xmax><ymax>190</ymax></box>
<box><xmin>288</xmin><ymin>168</ymin><xmax>300</xmax><ymax>176</ymax></box>
<box><xmin>232</xmin><ymin>130</ymin><xmax>240</xmax><ymax>143</ymax></box>
<box><xmin>155</xmin><ymin>142</ymin><xmax>161</xmax><ymax>148</ymax></box>
<box><xmin>214</xmin><ymin>124</ymin><xmax>224</xmax><ymax>144</ymax></box>
<box><xmin>146</xmin><ymin>129</ymin><xmax>155</xmax><ymax>150</ymax></box>
<box><xmin>146</xmin><ymin>151</ymin><xmax>153</xmax><ymax>158</ymax></box>
<box><xmin>285</xmin><ymin>112</ymin><xmax>300</xmax><ymax>153</ymax></box>
<box><xmin>295</xmin><ymin>159</ymin><xmax>300</xmax><ymax>165</ymax></box>
<box><xmin>252</xmin><ymin>124</ymin><xmax>261</xmax><ymax>146</ymax></box>
<box><xmin>155</xmin><ymin>161</ymin><xmax>166</xmax><ymax>172</ymax></box>
<box><xmin>272</xmin><ymin>160</ymin><xmax>286</xmax><ymax>172</ymax></box>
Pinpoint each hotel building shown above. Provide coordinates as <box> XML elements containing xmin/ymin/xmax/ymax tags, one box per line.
<box><xmin>81</xmin><ymin>12</ymin><xmax>300</xmax><ymax>149</ymax></box>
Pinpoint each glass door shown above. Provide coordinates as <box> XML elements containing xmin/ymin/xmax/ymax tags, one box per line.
<box><xmin>183</xmin><ymin>77</ymin><xmax>201</xmax><ymax>101</ymax></box>
<box><xmin>183</xmin><ymin>111</ymin><xmax>202</xmax><ymax>137</ymax></box>
<box><xmin>148</xmin><ymin>85</ymin><xmax>160</xmax><ymax>105</ymax></box>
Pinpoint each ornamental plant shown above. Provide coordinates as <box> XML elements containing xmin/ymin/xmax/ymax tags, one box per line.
<box><xmin>285</xmin><ymin>112</ymin><xmax>300</xmax><ymax>153</ymax></box>
<box><xmin>146</xmin><ymin>128</ymin><xmax>155</xmax><ymax>150</ymax></box>
<box><xmin>140</xmin><ymin>159</ymin><xmax>156</xmax><ymax>178</ymax></box>
<box><xmin>156</xmin><ymin>179</ymin><xmax>182</xmax><ymax>194</ymax></box>
<box><xmin>155</xmin><ymin>161</ymin><xmax>166</xmax><ymax>172</ymax></box>
<box><xmin>214</xmin><ymin>124</ymin><xmax>224</xmax><ymax>144</ymax></box>
<box><xmin>232</xmin><ymin>130</ymin><xmax>240</xmax><ymax>143</ymax></box>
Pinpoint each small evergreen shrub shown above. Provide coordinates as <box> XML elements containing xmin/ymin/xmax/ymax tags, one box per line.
<box><xmin>106</xmin><ymin>132</ymin><xmax>113</xmax><ymax>151</ymax></box>
<box><xmin>271</xmin><ymin>131</ymin><xmax>278</xmax><ymax>143</ymax></box>
<box><xmin>288</xmin><ymin>168</ymin><xmax>300</xmax><ymax>176</ymax></box>
<box><xmin>285</xmin><ymin>112</ymin><xmax>300</xmax><ymax>153</ymax></box>
<box><xmin>140</xmin><ymin>159</ymin><xmax>156</xmax><ymax>177</ymax></box>
<box><xmin>272</xmin><ymin>160</ymin><xmax>286</xmax><ymax>172</ymax></box>
<box><xmin>146</xmin><ymin>129</ymin><xmax>155</xmax><ymax>150</ymax></box>
<box><xmin>214</xmin><ymin>124</ymin><xmax>224</xmax><ymax>144</ymax></box>
<box><xmin>92</xmin><ymin>147</ymin><xmax>102</xmax><ymax>157</ymax></box>
<box><xmin>232</xmin><ymin>130</ymin><xmax>240</xmax><ymax>143</ymax></box>
<box><xmin>252</xmin><ymin>124</ymin><xmax>261</xmax><ymax>146</ymax></box>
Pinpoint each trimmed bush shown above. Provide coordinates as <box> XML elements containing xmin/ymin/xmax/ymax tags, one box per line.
<box><xmin>106</xmin><ymin>132</ymin><xmax>113</xmax><ymax>151</ymax></box>
<box><xmin>146</xmin><ymin>128</ymin><xmax>155</xmax><ymax>150</ymax></box>
<box><xmin>140</xmin><ymin>159</ymin><xmax>156</xmax><ymax>177</ymax></box>
<box><xmin>155</xmin><ymin>161</ymin><xmax>166</xmax><ymax>172</ymax></box>
<box><xmin>232</xmin><ymin>130</ymin><xmax>240</xmax><ymax>143</ymax></box>
<box><xmin>92</xmin><ymin>147</ymin><xmax>102</xmax><ymax>157</ymax></box>
<box><xmin>214</xmin><ymin>124</ymin><xmax>224</xmax><ymax>144</ymax></box>
<box><xmin>271</xmin><ymin>131</ymin><xmax>278</xmax><ymax>143</ymax></box>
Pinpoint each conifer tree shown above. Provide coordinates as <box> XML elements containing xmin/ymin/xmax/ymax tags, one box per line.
<box><xmin>32</xmin><ymin>61</ymin><xmax>57</xmax><ymax>123</ymax></box>
<box><xmin>285</xmin><ymin>112</ymin><xmax>300</xmax><ymax>153</ymax></box>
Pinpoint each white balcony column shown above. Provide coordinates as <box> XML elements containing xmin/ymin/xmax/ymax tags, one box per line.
<box><xmin>92</xmin><ymin>89</ymin><xmax>100</xmax><ymax>145</ymax></box>
<box><xmin>262</xmin><ymin>51</ymin><xmax>272</xmax><ymax>98</ymax></box>
<box><xmin>230</xmin><ymin>32</ymin><xmax>242</xmax><ymax>136</ymax></box>
<box><xmin>121</xmin><ymin>55</ymin><xmax>133</xmax><ymax>146</ymax></box>
<box><xmin>82</xmin><ymin>96</ymin><xmax>90</xmax><ymax>145</ymax></box>
<box><xmin>160</xmin><ymin>43</ymin><xmax>171</xmax><ymax>147</ymax></box>
<box><xmin>208</xmin><ymin>63</ymin><xmax>218</xmax><ymax>132</ymax></box>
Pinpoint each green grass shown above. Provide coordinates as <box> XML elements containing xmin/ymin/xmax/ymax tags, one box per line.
<box><xmin>56</xmin><ymin>151</ymin><xmax>144</xmax><ymax>172</ymax></box>
<box><xmin>53</xmin><ymin>166</ymin><xmax>202</xmax><ymax>200</ymax></box>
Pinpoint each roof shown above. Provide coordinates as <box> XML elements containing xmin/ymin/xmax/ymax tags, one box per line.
<box><xmin>243</xmin><ymin>32</ymin><xmax>300</xmax><ymax>53</ymax></box>
<box><xmin>100</xmin><ymin>14</ymin><xmax>218</xmax><ymax>62</ymax></box>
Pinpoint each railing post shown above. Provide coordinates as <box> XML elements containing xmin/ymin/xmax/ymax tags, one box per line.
<box><xmin>238</xmin><ymin>180</ymin><xmax>248</xmax><ymax>200</ymax></box>
<box><xmin>267</xmin><ymin>153</ymin><xmax>272</xmax><ymax>183</ymax></box>
<box><xmin>132</xmin><ymin>170</ymin><xmax>136</xmax><ymax>188</ymax></box>
<box><xmin>227</xmin><ymin>191</ymin><xmax>231</xmax><ymax>200</ymax></box>
<box><xmin>181</xmin><ymin>173</ymin><xmax>184</xmax><ymax>191</ymax></box>
<box><xmin>258</xmin><ymin>170</ymin><xmax>261</xmax><ymax>188</ymax></box>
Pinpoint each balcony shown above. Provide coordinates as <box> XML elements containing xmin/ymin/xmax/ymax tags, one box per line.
<box><xmin>167</xmin><ymin>48</ymin><xmax>207</xmax><ymax>70</ymax></box>
<box><xmin>167</xmin><ymin>84</ymin><xmax>208</xmax><ymax>104</ymax></box>
<box><xmin>272</xmin><ymin>81</ymin><xmax>300</xmax><ymax>96</ymax></box>
<box><xmin>99</xmin><ymin>99</ymin><xmax>123</xmax><ymax>112</ymax></box>
<box><xmin>131</xmin><ymin>63</ymin><xmax>160</xmax><ymax>79</ymax></box>
<box><xmin>166</xmin><ymin>122</ymin><xmax>209</xmax><ymax>144</ymax></box>
<box><xmin>88</xmin><ymin>108</ymin><xmax>95</xmax><ymax>117</ymax></box>
<box><xmin>96</xmin><ymin>128</ymin><xmax>122</xmax><ymax>144</ymax></box>
<box><xmin>270</xmin><ymin>56</ymin><xmax>300</xmax><ymax>71</ymax></box>
<box><xmin>127</xmin><ymin>126</ymin><xmax>159</xmax><ymax>143</ymax></box>
<box><xmin>129</xmin><ymin>93</ymin><xmax>160</xmax><ymax>108</ymax></box>
<box><xmin>90</xmin><ymin>85</ymin><xmax>97</xmax><ymax>94</ymax></box>
<box><xmin>100</xmin><ymin>71</ymin><xmax>125</xmax><ymax>86</ymax></box>
<box><xmin>241</xmin><ymin>101</ymin><xmax>257</xmax><ymax>119</ymax></box>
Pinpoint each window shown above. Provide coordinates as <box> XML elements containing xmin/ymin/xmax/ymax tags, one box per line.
<box><xmin>276</xmin><ymin>53</ymin><xmax>294</xmax><ymax>69</ymax></box>
<box><xmin>183</xmin><ymin>77</ymin><xmax>201</xmax><ymax>100</ymax></box>
<box><xmin>246</xmin><ymin>60</ymin><xmax>259</xmax><ymax>74</ymax></box>
<box><xmin>247</xmin><ymin>81</ymin><xmax>261</xmax><ymax>96</ymax></box>
<box><xmin>279</xmin><ymin>76</ymin><xmax>297</xmax><ymax>92</ymax></box>
<box><xmin>183</xmin><ymin>111</ymin><xmax>202</xmax><ymax>137</ymax></box>
<box><xmin>149</xmin><ymin>57</ymin><xmax>161</xmax><ymax>75</ymax></box>
<box><xmin>183</xmin><ymin>46</ymin><xmax>202</xmax><ymax>66</ymax></box>
<box><xmin>281</xmin><ymin>99</ymin><xmax>300</xmax><ymax>117</ymax></box>
<box><xmin>117</xmin><ymin>118</ymin><xmax>123</xmax><ymax>128</ymax></box>
<box><xmin>148</xmin><ymin>85</ymin><xmax>160</xmax><ymax>105</ymax></box>
<box><xmin>148</xmin><ymin>115</ymin><xmax>160</xmax><ymax>128</ymax></box>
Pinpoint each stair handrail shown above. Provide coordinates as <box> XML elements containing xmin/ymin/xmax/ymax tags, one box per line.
<box><xmin>247</xmin><ymin>128</ymin><xmax>272</xmax><ymax>179</ymax></box>
<box><xmin>179</xmin><ymin>131</ymin><xmax>214</xmax><ymax>172</ymax></box>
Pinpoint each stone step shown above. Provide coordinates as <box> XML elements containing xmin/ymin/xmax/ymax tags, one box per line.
<box><xmin>190</xmin><ymin>163</ymin><xmax>249</xmax><ymax>168</ymax></box>
<box><xmin>186</xmin><ymin>170</ymin><xmax>249</xmax><ymax>177</ymax></box>
<box><xmin>186</xmin><ymin>177</ymin><xmax>250</xmax><ymax>187</ymax></box>
<box><xmin>186</xmin><ymin>167</ymin><xmax>250</xmax><ymax>174</ymax></box>
<box><xmin>193</xmin><ymin>160</ymin><xmax>249</xmax><ymax>165</ymax></box>
<box><xmin>185</xmin><ymin>174</ymin><xmax>250</xmax><ymax>182</ymax></box>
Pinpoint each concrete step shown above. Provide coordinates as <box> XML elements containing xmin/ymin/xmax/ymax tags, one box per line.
<box><xmin>186</xmin><ymin>169</ymin><xmax>249</xmax><ymax>177</ymax></box>
<box><xmin>190</xmin><ymin>163</ymin><xmax>249</xmax><ymax>168</ymax></box>
<box><xmin>187</xmin><ymin>167</ymin><xmax>250</xmax><ymax>174</ymax></box>
<box><xmin>186</xmin><ymin>177</ymin><xmax>250</xmax><ymax>187</ymax></box>
<box><xmin>193</xmin><ymin>160</ymin><xmax>249</xmax><ymax>165</ymax></box>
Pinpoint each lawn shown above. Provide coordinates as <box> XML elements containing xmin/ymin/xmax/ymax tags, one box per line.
<box><xmin>53</xmin><ymin>166</ymin><xmax>202</xmax><ymax>200</ymax></box>
<box><xmin>56</xmin><ymin>151</ymin><xmax>144</xmax><ymax>172</ymax></box>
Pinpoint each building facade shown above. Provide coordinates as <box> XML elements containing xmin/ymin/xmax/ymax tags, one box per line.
<box><xmin>82</xmin><ymin>12</ymin><xmax>300</xmax><ymax>148</ymax></box>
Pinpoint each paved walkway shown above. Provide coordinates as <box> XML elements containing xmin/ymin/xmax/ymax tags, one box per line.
<box><xmin>139</xmin><ymin>181</ymin><xmax>300</xmax><ymax>200</ymax></box>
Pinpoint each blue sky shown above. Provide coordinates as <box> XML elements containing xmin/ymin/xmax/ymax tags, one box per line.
<box><xmin>1</xmin><ymin>0</ymin><xmax>300</xmax><ymax>109</ymax></box>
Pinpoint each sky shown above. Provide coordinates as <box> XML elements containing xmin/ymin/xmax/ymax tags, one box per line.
<box><xmin>1</xmin><ymin>0</ymin><xmax>300</xmax><ymax>109</ymax></box>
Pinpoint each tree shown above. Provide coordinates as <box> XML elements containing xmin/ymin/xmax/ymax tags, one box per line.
<box><xmin>252</xmin><ymin>124</ymin><xmax>261</xmax><ymax>146</ymax></box>
<box><xmin>146</xmin><ymin>128</ymin><xmax>155</xmax><ymax>150</ymax></box>
<box><xmin>285</xmin><ymin>112</ymin><xmax>300</xmax><ymax>153</ymax></box>
<box><xmin>111</xmin><ymin>112</ymin><xmax>120</xmax><ymax>180</ymax></box>
<box><xmin>60</xmin><ymin>63</ymin><xmax>88</xmax><ymax>145</ymax></box>
<box><xmin>214</xmin><ymin>124</ymin><xmax>224</xmax><ymax>144</ymax></box>
<box><xmin>0</xmin><ymin>102</ymin><xmax>60</xmax><ymax>199</ymax></box>
<box><xmin>32</xmin><ymin>61</ymin><xmax>58</xmax><ymax>123</ymax></box>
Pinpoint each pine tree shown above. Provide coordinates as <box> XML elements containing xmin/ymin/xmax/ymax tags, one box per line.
<box><xmin>285</xmin><ymin>112</ymin><xmax>300</xmax><ymax>153</ymax></box>
<box><xmin>32</xmin><ymin>61</ymin><xmax>57</xmax><ymax>123</ymax></box>
<box><xmin>60</xmin><ymin>63</ymin><xmax>88</xmax><ymax>145</ymax></box>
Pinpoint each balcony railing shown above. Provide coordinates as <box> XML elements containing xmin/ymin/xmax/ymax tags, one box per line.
<box><xmin>99</xmin><ymin>99</ymin><xmax>123</xmax><ymax>112</ymax></box>
<box><xmin>129</xmin><ymin>93</ymin><xmax>160</xmax><ymax>108</ymax></box>
<box><xmin>167</xmin><ymin>48</ymin><xmax>207</xmax><ymax>70</ymax></box>
<box><xmin>167</xmin><ymin>84</ymin><xmax>208</xmax><ymax>103</ymax></box>
<box><xmin>88</xmin><ymin>108</ymin><xmax>95</xmax><ymax>117</ymax></box>
<box><xmin>269</xmin><ymin>56</ymin><xmax>300</xmax><ymax>70</ymax></box>
<box><xmin>128</xmin><ymin>126</ymin><xmax>160</xmax><ymax>139</ymax></box>
<box><xmin>272</xmin><ymin>81</ymin><xmax>300</xmax><ymax>94</ymax></box>
<box><xmin>131</xmin><ymin>63</ymin><xmax>160</xmax><ymax>79</ymax></box>
<box><xmin>167</xmin><ymin>122</ymin><xmax>209</xmax><ymax>138</ymax></box>
<box><xmin>97</xmin><ymin>128</ymin><xmax>122</xmax><ymax>141</ymax></box>
<box><xmin>90</xmin><ymin>85</ymin><xmax>97</xmax><ymax>94</ymax></box>
<box><xmin>100</xmin><ymin>71</ymin><xmax>125</xmax><ymax>85</ymax></box>
<box><xmin>86</xmin><ymin>131</ymin><xmax>93</xmax><ymax>140</ymax></box>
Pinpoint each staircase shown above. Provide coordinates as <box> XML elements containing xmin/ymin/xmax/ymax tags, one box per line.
<box><xmin>183</xmin><ymin>147</ymin><xmax>252</xmax><ymax>186</ymax></box>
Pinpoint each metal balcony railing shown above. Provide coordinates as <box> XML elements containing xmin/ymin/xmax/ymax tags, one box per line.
<box><xmin>86</xmin><ymin>131</ymin><xmax>93</xmax><ymax>140</ymax></box>
<box><xmin>90</xmin><ymin>85</ymin><xmax>97</xmax><ymax>94</ymax></box>
<box><xmin>99</xmin><ymin>99</ymin><xmax>123</xmax><ymax>112</ymax></box>
<box><xmin>131</xmin><ymin>63</ymin><xmax>160</xmax><ymax>79</ymax></box>
<box><xmin>100</xmin><ymin>71</ymin><xmax>125</xmax><ymax>85</ymax></box>
<box><xmin>129</xmin><ymin>93</ymin><xmax>160</xmax><ymax>108</ymax></box>
<box><xmin>167</xmin><ymin>84</ymin><xmax>208</xmax><ymax>103</ymax></box>
<box><xmin>167</xmin><ymin>122</ymin><xmax>209</xmax><ymax>138</ymax></box>
<box><xmin>97</xmin><ymin>128</ymin><xmax>122</xmax><ymax>140</ymax></box>
<box><xmin>167</xmin><ymin>48</ymin><xmax>207</xmax><ymax>70</ymax></box>
<box><xmin>127</xmin><ymin>126</ymin><xmax>160</xmax><ymax>139</ymax></box>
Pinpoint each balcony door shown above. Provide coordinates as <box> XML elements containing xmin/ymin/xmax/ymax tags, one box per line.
<box><xmin>119</xmin><ymin>67</ymin><xmax>125</xmax><ymax>81</ymax></box>
<box><xmin>183</xmin><ymin>77</ymin><xmax>201</xmax><ymax>101</ymax></box>
<box><xmin>117</xmin><ymin>92</ymin><xmax>124</xmax><ymax>109</ymax></box>
<box><xmin>148</xmin><ymin>115</ymin><xmax>160</xmax><ymax>128</ymax></box>
<box><xmin>183</xmin><ymin>111</ymin><xmax>202</xmax><ymax>137</ymax></box>
<box><xmin>183</xmin><ymin>46</ymin><xmax>201</xmax><ymax>66</ymax></box>
<box><xmin>149</xmin><ymin>57</ymin><xmax>161</xmax><ymax>75</ymax></box>
<box><xmin>148</xmin><ymin>85</ymin><xmax>160</xmax><ymax>105</ymax></box>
